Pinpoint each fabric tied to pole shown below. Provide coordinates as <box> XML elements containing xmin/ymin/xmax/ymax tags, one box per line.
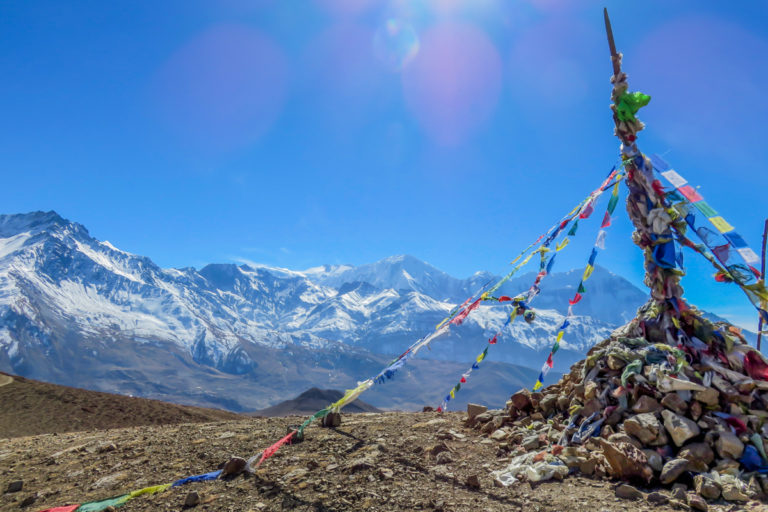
<box><xmin>39</xmin><ymin>506</ymin><xmax>80</xmax><ymax>512</ymax></box>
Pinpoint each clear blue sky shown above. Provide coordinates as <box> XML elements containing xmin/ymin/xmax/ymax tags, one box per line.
<box><xmin>1</xmin><ymin>1</ymin><xmax>766</xmax><ymax>329</ymax></box>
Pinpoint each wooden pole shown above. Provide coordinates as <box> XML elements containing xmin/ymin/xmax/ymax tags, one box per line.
<box><xmin>758</xmin><ymin>219</ymin><xmax>768</xmax><ymax>351</ymax></box>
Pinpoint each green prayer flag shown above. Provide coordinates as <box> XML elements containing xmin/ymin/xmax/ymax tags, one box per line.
<box><xmin>577</xmin><ymin>282</ymin><xmax>586</xmax><ymax>294</ymax></box>
<box><xmin>567</xmin><ymin>221</ymin><xmax>579</xmax><ymax>236</ymax></box>
<box><xmin>693</xmin><ymin>200</ymin><xmax>717</xmax><ymax>218</ymax></box>
<box><xmin>75</xmin><ymin>495</ymin><xmax>130</xmax><ymax>512</ymax></box>
<box><xmin>616</xmin><ymin>91</ymin><xmax>651</xmax><ymax>122</ymax></box>
<box><xmin>607</xmin><ymin>194</ymin><xmax>620</xmax><ymax>214</ymax></box>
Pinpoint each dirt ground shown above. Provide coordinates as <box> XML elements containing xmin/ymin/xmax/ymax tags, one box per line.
<box><xmin>0</xmin><ymin>372</ymin><xmax>243</xmax><ymax>439</ymax></box>
<box><xmin>2</xmin><ymin>411</ymin><xmax>763</xmax><ymax>512</ymax></box>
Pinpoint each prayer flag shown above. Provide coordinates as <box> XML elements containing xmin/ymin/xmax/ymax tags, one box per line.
<box><xmin>709</xmin><ymin>216</ymin><xmax>735</xmax><ymax>234</ymax></box>
<box><xmin>661</xmin><ymin>169</ymin><xmax>687</xmax><ymax>188</ymax></box>
<box><xmin>693</xmin><ymin>201</ymin><xmax>717</xmax><ymax>218</ymax></box>
<box><xmin>678</xmin><ymin>185</ymin><xmax>703</xmax><ymax>202</ymax></box>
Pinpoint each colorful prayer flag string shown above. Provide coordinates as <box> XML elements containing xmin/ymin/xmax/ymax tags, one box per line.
<box><xmin>651</xmin><ymin>155</ymin><xmax>768</xmax><ymax>325</ymax></box>
<box><xmin>533</xmin><ymin>174</ymin><xmax>625</xmax><ymax>391</ymax></box>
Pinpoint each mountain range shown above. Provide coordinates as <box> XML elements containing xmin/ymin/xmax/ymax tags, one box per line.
<box><xmin>0</xmin><ymin>211</ymin><xmax>658</xmax><ymax>412</ymax></box>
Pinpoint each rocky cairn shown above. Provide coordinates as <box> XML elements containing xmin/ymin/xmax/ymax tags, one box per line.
<box><xmin>467</xmin><ymin>308</ymin><xmax>768</xmax><ymax>509</ymax></box>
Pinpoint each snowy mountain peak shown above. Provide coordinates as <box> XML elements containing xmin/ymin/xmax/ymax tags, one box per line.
<box><xmin>0</xmin><ymin>210</ymin><xmax>87</xmax><ymax>239</ymax></box>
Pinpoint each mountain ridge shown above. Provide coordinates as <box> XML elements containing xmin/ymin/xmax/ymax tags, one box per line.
<box><xmin>0</xmin><ymin>210</ymin><xmax>653</xmax><ymax>412</ymax></box>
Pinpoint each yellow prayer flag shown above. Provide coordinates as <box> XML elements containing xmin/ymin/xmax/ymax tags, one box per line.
<box><xmin>708</xmin><ymin>216</ymin><xmax>734</xmax><ymax>234</ymax></box>
<box><xmin>556</xmin><ymin>331</ymin><xmax>564</xmax><ymax>342</ymax></box>
<box><xmin>556</xmin><ymin>238</ymin><xmax>570</xmax><ymax>252</ymax></box>
<box><xmin>450</xmin><ymin>389</ymin><xmax>455</xmax><ymax>399</ymax></box>
<box><xmin>582</xmin><ymin>264</ymin><xmax>594</xmax><ymax>281</ymax></box>
<box><xmin>533</xmin><ymin>380</ymin><xmax>542</xmax><ymax>391</ymax></box>
<box><xmin>129</xmin><ymin>484</ymin><xmax>171</xmax><ymax>499</ymax></box>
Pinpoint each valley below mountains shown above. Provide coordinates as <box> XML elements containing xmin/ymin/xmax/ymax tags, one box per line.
<box><xmin>0</xmin><ymin>211</ymin><xmax>657</xmax><ymax>412</ymax></box>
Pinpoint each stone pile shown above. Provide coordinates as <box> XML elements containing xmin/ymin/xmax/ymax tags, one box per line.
<box><xmin>469</xmin><ymin>310</ymin><xmax>768</xmax><ymax>509</ymax></box>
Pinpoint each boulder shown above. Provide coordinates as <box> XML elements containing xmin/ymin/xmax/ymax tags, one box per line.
<box><xmin>693</xmin><ymin>388</ymin><xmax>719</xmax><ymax>406</ymax></box>
<box><xmin>632</xmin><ymin>396</ymin><xmax>662</xmax><ymax>413</ymax></box>
<box><xmin>598</xmin><ymin>439</ymin><xmax>652</xmax><ymax>482</ymax></box>
<box><xmin>715</xmin><ymin>431</ymin><xmax>744</xmax><ymax>460</ymax></box>
<box><xmin>661</xmin><ymin>393</ymin><xmax>688</xmax><ymax>415</ymax></box>
<box><xmin>467</xmin><ymin>403</ymin><xmax>488</xmax><ymax>421</ymax></box>
<box><xmin>687</xmin><ymin>493</ymin><xmax>708</xmax><ymax>512</ymax></box>
<box><xmin>624</xmin><ymin>413</ymin><xmax>660</xmax><ymax>444</ymax></box>
<box><xmin>660</xmin><ymin>458</ymin><xmax>689</xmax><ymax>485</ymax></box>
<box><xmin>661</xmin><ymin>410</ymin><xmax>700</xmax><ymax>447</ymax></box>
<box><xmin>510</xmin><ymin>390</ymin><xmax>532</xmax><ymax>411</ymax></box>
<box><xmin>693</xmin><ymin>473</ymin><xmax>721</xmax><ymax>500</ymax></box>
<box><xmin>679</xmin><ymin>443</ymin><xmax>714</xmax><ymax>473</ymax></box>
<box><xmin>642</xmin><ymin>449</ymin><xmax>663</xmax><ymax>472</ymax></box>
<box><xmin>615</xmin><ymin>484</ymin><xmax>643</xmax><ymax>500</ymax></box>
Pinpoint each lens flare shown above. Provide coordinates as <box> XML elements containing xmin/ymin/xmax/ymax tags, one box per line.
<box><xmin>402</xmin><ymin>23</ymin><xmax>502</xmax><ymax>146</ymax></box>
<box><xmin>373</xmin><ymin>19</ymin><xmax>420</xmax><ymax>72</ymax></box>
<box><xmin>153</xmin><ymin>24</ymin><xmax>287</xmax><ymax>151</ymax></box>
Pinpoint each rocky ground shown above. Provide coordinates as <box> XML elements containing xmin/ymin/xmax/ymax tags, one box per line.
<box><xmin>1</xmin><ymin>410</ymin><xmax>764</xmax><ymax>512</ymax></box>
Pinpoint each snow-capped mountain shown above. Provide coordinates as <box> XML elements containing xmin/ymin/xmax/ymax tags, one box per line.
<box><xmin>0</xmin><ymin>211</ymin><xmax>651</xmax><ymax>411</ymax></box>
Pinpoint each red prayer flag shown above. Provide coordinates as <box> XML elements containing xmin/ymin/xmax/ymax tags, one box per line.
<box><xmin>498</xmin><ymin>296</ymin><xmax>512</xmax><ymax>302</ymax></box>
<box><xmin>489</xmin><ymin>335</ymin><xmax>498</xmax><ymax>345</ymax></box>
<box><xmin>546</xmin><ymin>354</ymin><xmax>553</xmax><ymax>368</ymax></box>
<box><xmin>744</xmin><ymin>351</ymin><xmax>768</xmax><ymax>382</ymax></box>
<box><xmin>258</xmin><ymin>431</ymin><xmax>296</xmax><ymax>466</ymax></box>
<box><xmin>568</xmin><ymin>293</ymin><xmax>582</xmax><ymax>305</ymax></box>
<box><xmin>600</xmin><ymin>211</ymin><xmax>611</xmax><ymax>228</ymax></box>
<box><xmin>579</xmin><ymin>202</ymin><xmax>594</xmax><ymax>219</ymax></box>
<box><xmin>678</xmin><ymin>185</ymin><xmax>703</xmax><ymax>202</ymax></box>
<box><xmin>460</xmin><ymin>377</ymin><xmax>466</xmax><ymax>383</ymax></box>
<box><xmin>39</xmin><ymin>507</ymin><xmax>80</xmax><ymax>512</ymax></box>
<box><xmin>450</xmin><ymin>298</ymin><xmax>482</xmax><ymax>326</ymax></box>
<box><xmin>651</xmin><ymin>179</ymin><xmax>666</xmax><ymax>198</ymax></box>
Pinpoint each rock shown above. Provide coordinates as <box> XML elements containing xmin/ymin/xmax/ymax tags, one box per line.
<box><xmin>715</xmin><ymin>431</ymin><xmax>744</xmax><ymax>460</ymax></box>
<box><xmin>467</xmin><ymin>403</ymin><xmax>487</xmax><ymax>421</ymax></box>
<box><xmin>347</xmin><ymin>458</ymin><xmax>374</xmax><ymax>472</ymax></box>
<box><xmin>581</xmin><ymin>398</ymin><xmax>602</xmax><ymax>417</ymax></box>
<box><xmin>647</xmin><ymin>491</ymin><xmax>668</xmax><ymax>504</ymax></box>
<box><xmin>522</xmin><ymin>435</ymin><xmax>540</xmax><ymax>451</ymax></box>
<box><xmin>184</xmin><ymin>491</ymin><xmax>201</xmax><ymax>507</ymax></box>
<box><xmin>539</xmin><ymin>395</ymin><xmax>557</xmax><ymax>415</ymax></box>
<box><xmin>422</xmin><ymin>406</ymin><xmax>434</xmax><ymax>412</ymax></box>
<box><xmin>6</xmin><ymin>480</ymin><xmax>23</xmax><ymax>493</ymax></box>
<box><xmin>625</xmin><ymin>413</ymin><xmax>661</xmax><ymax>444</ymax></box>
<box><xmin>671</xmin><ymin>483</ymin><xmax>687</xmax><ymax>501</ymax></box>
<box><xmin>661</xmin><ymin>410</ymin><xmax>700</xmax><ymax>447</ymax></box>
<box><xmin>474</xmin><ymin>412</ymin><xmax>493</xmax><ymax>424</ymax></box>
<box><xmin>556</xmin><ymin>395</ymin><xmax>571</xmax><ymax>412</ymax></box>
<box><xmin>19</xmin><ymin>494</ymin><xmax>37</xmax><ymax>507</ymax></box>
<box><xmin>607</xmin><ymin>355</ymin><xmax>626</xmax><ymax>370</ymax></box>
<box><xmin>690</xmin><ymin>401</ymin><xmax>703</xmax><ymax>421</ymax></box>
<box><xmin>221</xmin><ymin>457</ymin><xmax>247</xmax><ymax>477</ymax></box>
<box><xmin>510</xmin><ymin>390</ymin><xmax>532</xmax><ymax>411</ymax></box>
<box><xmin>282</xmin><ymin>468</ymin><xmax>309</xmax><ymax>483</ymax></box>
<box><xmin>687</xmin><ymin>493</ymin><xmax>708</xmax><ymax>512</ymax></box>
<box><xmin>429</xmin><ymin>442</ymin><xmax>450</xmax><ymax>456</ymax></box>
<box><xmin>642</xmin><ymin>449</ymin><xmax>663</xmax><ymax>472</ymax></box>
<box><xmin>490</xmin><ymin>429</ymin><xmax>508</xmax><ymax>441</ymax></box>
<box><xmin>608</xmin><ymin>433</ymin><xmax>642</xmax><ymax>449</ymax></box>
<box><xmin>378</xmin><ymin>468</ymin><xmax>394</xmax><ymax>479</ymax></box>
<box><xmin>632</xmin><ymin>396</ymin><xmax>662</xmax><ymax>413</ymax></box>
<box><xmin>598</xmin><ymin>439</ymin><xmax>653</xmax><ymax>482</ymax></box>
<box><xmin>679</xmin><ymin>443</ymin><xmax>715</xmax><ymax>473</ymax></box>
<box><xmin>660</xmin><ymin>458</ymin><xmax>689</xmax><ymax>485</ymax></box>
<box><xmin>693</xmin><ymin>388</ymin><xmax>719</xmax><ymax>406</ymax></box>
<box><xmin>615</xmin><ymin>484</ymin><xmax>643</xmax><ymax>500</ymax></box>
<box><xmin>579</xmin><ymin>457</ymin><xmax>598</xmax><ymax>475</ymax></box>
<box><xmin>465</xmin><ymin>474</ymin><xmax>481</xmax><ymax>489</ymax></box>
<box><xmin>720</xmin><ymin>474</ymin><xmax>749</xmax><ymax>502</ymax></box>
<box><xmin>661</xmin><ymin>393</ymin><xmax>688</xmax><ymax>415</ymax></box>
<box><xmin>693</xmin><ymin>474</ymin><xmax>721</xmax><ymax>500</ymax></box>
<box><xmin>321</xmin><ymin>412</ymin><xmax>341</xmax><ymax>427</ymax></box>
<box><xmin>435</xmin><ymin>451</ymin><xmax>453</xmax><ymax>465</ymax></box>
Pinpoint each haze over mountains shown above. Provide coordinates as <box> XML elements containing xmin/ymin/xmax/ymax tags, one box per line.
<box><xmin>0</xmin><ymin>211</ymin><xmax>657</xmax><ymax>412</ymax></box>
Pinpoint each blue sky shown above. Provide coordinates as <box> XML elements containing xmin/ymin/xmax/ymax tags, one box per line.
<box><xmin>1</xmin><ymin>1</ymin><xmax>766</xmax><ymax>329</ymax></box>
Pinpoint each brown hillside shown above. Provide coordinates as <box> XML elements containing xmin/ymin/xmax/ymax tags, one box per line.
<box><xmin>0</xmin><ymin>372</ymin><xmax>243</xmax><ymax>439</ymax></box>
